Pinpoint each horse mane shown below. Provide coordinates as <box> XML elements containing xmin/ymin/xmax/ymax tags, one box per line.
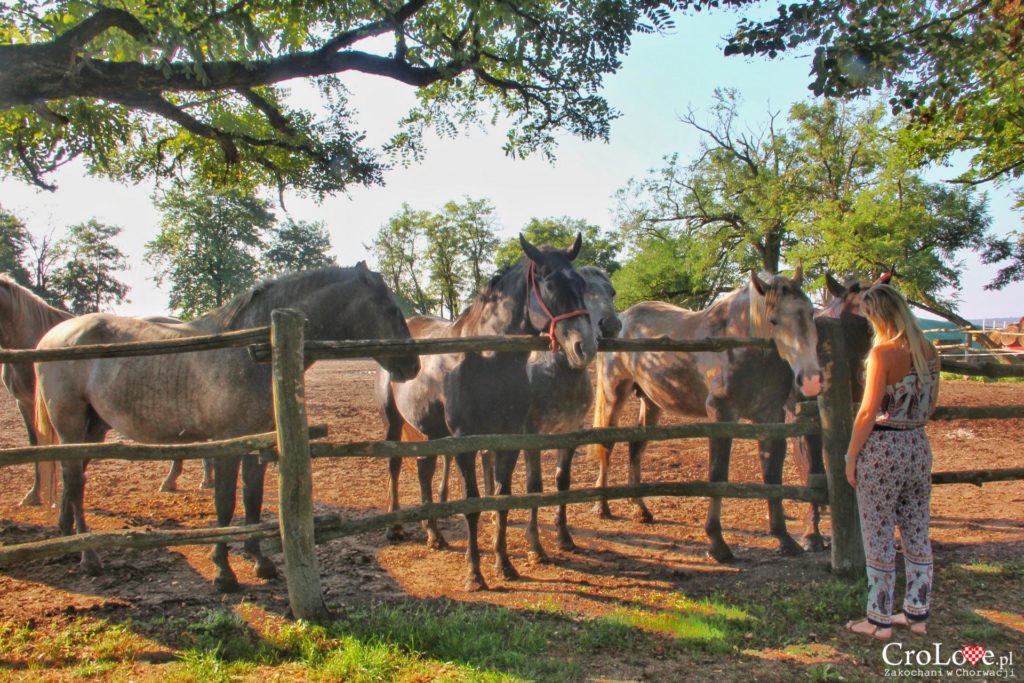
<box><xmin>450</xmin><ymin>260</ymin><xmax>526</xmax><ymax>334</ymax></box>
<box><xmin>193</xmin><ymin>267</ymin><xmax>359</xmax><ymax>329</ymax></box>
<box><xmin>0</xmin><ymin>274</ymin><xmax>72</xmax><ymax>345</ymax></box>
<box><xmin>577</xmin><ymin>264</ymin><xmax>611</xmax><ymax>283</ymax></box>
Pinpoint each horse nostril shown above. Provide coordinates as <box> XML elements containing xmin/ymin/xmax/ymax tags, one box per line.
<box><xmin>573</xmin><ymin>339</ymin><xmax>585</xmax><ymax>359</ymax></box>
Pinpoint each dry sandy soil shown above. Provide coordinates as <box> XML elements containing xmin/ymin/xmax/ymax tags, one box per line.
<box><xmin>0</xmin><ymin>361</ymin><xmax>1021</xmax><ymax>679</ymax></box>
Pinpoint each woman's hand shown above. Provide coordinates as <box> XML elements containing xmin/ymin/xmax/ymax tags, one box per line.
<box><xmin>846</xmin><ymin>457</ymin><xmax>857</xmax><ymax>489</ymax></box>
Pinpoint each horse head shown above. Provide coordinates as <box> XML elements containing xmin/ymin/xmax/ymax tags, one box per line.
<box><xmin>750</xmin><ymin>270</ymin><xmax>821</xmax><ymax>398</ymax></box>
<box><xmin>519</xmin><ymin>233</ymin><xmax>596</xmax><ymax>368</ymax></box>
<box><xmin>578</xmin><ymin>266</ymin><xmax>622</xmax><ymax>339</ymax></box>
<box><xmin>349</xmin><ymin>267</ymin><xmax>420</xmax><ymax>382</ymax></box>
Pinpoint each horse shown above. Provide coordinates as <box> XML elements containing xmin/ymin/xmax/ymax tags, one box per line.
<box><xmin>33</xmin><ymin>265</ymin><xmax>419</xmax><ymax>591</ymax></box>
<box><xmin>590</xmin><ymin>269</ymin><xmax>822</xmax><ymax>563</ymax></box>
<box><xmin>384</xmin><ymin>266</ymin><xmax>620</xmax><ymax>562</ymax></box>
<box><xmin>0</xmin><ymin>275</ymin><xmax>73</xmax><ymax>506</ymax></box>
<box><xmin>789</xmin><ymin>271</ymin><xmax>889</xmax><ymax>551</ymax></box>
<box><xmin>377</xmin><ymin>235</ymin><xmax>596</xmax><ymax>591</ymax></box>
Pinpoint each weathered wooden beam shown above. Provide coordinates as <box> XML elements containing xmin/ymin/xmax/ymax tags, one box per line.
<box><xmin>271</xmin><ymin>309</ymin><xmax>329</xmax><ymax>622</ymax></box>
<box><xmin>0</xmin><ymin>326</ymin><xmax>269</xmax><ymax>363</ymax></box>
<box><xmin>274</xmin><ymin>421</ymin><xmax>821</xmax><ymax>463</ymax></box>
<box><xmin>247</xmin><ymin>335</ymin><xmax>775</xmax><ymax>363</ymax></box>
<box><xmin>932</xmin><ymin>467</ymin><xmax>1024</xmax><ymax>487</ymax></box>
<box><xmin>0</xmin><ymin>425</ymin><xmax>327</xmax><ymax>466</ymax></box>
<box><xmin>816</xmin><ymin>318</ymin><xmax>865</xmax><ymax>577</ymax></box>
<box><xmin>941</xmin><ymin>359</ymin><xmax>1024</xmax><ymax>379</ymax></box>
<box><xmin>795</xmin><ymin>402</ymin><xmax>1024</xmax><ymax>422</ymax></box>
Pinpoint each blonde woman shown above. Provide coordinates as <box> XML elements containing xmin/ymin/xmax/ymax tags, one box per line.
<box><xmin>844</xmin><ymin>283</ymin><xmax>940</xmax><ymax>640</ymax></box>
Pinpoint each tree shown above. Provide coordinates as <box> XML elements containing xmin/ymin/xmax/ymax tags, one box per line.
<box><xmin>50</xmin><ymin>220</ymin><xmax>129</xmax><ymax>313</ymax></box>
<box><xmin>424</xmin><ymin>215</ymin><xmax>464</xmax><ymax>319</ymax></box>
<box><xmin>26</xmin><ymin>230</ymin><xmax>63</xmax><ymax>306</ymax></box>
<box><xmin>614</xmin><ymin>97</ymin><xmax>997</xmax><ymax>311</ymax></box>
<box><xmin>369</xmin><ymin>204</ymin><xmax>434</xmax><ymax>315</ymax></box>
<box><xmin>0</xmin><ymin>207</ymin><xmax>32</xmax><ymax>286</ymax></box>
<box><xmin>264</xmin><ymin>218</ymin><xmax>336</xmax><ymax>275</ymax></box>
<box><xmin>442</xmin><ymin>198</ymin><xmax>500</xmax><ymax>302</ymax></box>
<box><xmin>495</xmin><ymin>217</ymin><xmax>621</xmax><ymax>273</ymax></box>
<box><xmin>1</xmin><ymin>1</ymin><xmax>680</xmax><ymax>196</ymax></box>
<box><xmin>147</xmin><ymin>185</ymin><xmax>273</xmax><ymax>318</ymax></box>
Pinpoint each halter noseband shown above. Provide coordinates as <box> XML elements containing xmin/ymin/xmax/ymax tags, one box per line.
<box><xmin>526</xmin><ymin>260</ymin><xmax>590</xmax><ymax>352</ymax></box>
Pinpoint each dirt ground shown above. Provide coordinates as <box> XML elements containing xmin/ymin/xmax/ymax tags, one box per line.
<box><xmin>0</xmin><ymin>361</ymin><xmax>1022</xmax><ymax>678</ymax></box>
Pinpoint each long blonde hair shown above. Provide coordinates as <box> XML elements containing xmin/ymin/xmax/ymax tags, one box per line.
<box><xmin>860</xmin><ymin>283</ymin><xmax>932</xmax><ymax>380</ymax></box>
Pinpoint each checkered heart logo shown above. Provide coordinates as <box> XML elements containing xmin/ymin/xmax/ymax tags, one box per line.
<box><xmin>961</xmin><ymin>645</ymin><xmax>986</xmax><ymax>666</ymax></box>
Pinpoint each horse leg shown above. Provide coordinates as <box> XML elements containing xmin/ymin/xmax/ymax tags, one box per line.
<box><xmin>160</xmin><ymin>459</ymin><xmax>183</xmax><ymax>492</ymax></box>
<box><xmin>554</xmin><ymin>447</ymin><xmax>576</xmax><ymax>551</ymax></box>
<box><xmin>416</xmin><ymin>456</ymin><xmax>448</xmax><ymax>549</ymax></box>
<box><xmin>492</xmin><ymin>449</ymin><xmax>520</xmax><ymax>580</ymax></box>
<box><xmin>628</xmin><ymin>397</ymin><xmax>660</xmax><ymax>523</ymax></box>
<box><xmin>760</xmin><ymin>437</ymin><xmax>803</xmax><ymax>556</ymax></box>
<box><xmin>706</xmin><ymin>435</ymin><xmax>736</xmax><ymax>563</ymax></box>
<box><xmin>591</xmin><ymin>376</ymin><xmax>631</xmax><ymax>519</ymax></box>
<box><xmin>201</xmin><ymin>458</ymin><xmax>215</xmax><ymax>489</ymax></box>
<box><xmin>243</xmin><ymin>452</ymin><xmax>278</xmax><ymax>579</ymax></box>
<box><xmin>481</xmin><ymin>451</ymin><xmax>495</xmax><ymax>497</ymax></box>
<box><xmin>17</xmin><ymin>401</ymin><xmax>42</xmax><ymax>506</ymax></box>
<box><xmin>524</xmin><ymin>449</ymin><xmax>547</xmax><ymax>564</ymax></box>
<box><xmin>438</xmin><ymin>454</ymin><xmax>453</xmax><ymax>503</ymax></box>
<box><xmin>61</xmin><ymin>460</ymin><xmax>101</xmax><ymax>574</ymax></box>
<box><xmin>796</xmin><ymin>433</ymin><xmax>827</xmax><ymax>552</ymax></box>
<box><xmin>385</xmin><ymin>456</ymin><xmax>406</xmax><ymax>542</ymax></box>
<box><xmin>455</xmin><ymin>451</ymin><xmax>487</xmax><ymax>591</ymax></box>
<box><xmin>211</xmin><ymin>455</ymin><xmax>242</xmax><ymax>592</ymax></box>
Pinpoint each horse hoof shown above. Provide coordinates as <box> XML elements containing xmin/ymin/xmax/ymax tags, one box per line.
<box><xmin>255</xmin><ymin>559</ymin><xmax>279</xmax><ymax>580</ymax></box>
<box><xmin>18</xmin><ymin>492</ymin><xmax>41</xmax><ymax>507</ymax></box>
<box><xmin>556</xmin><ymin>533</ymin><xmax>576</xmax><ymax>552</ymax></box>
<box><xmin>200</xmin><ymin>481</ymin><xmax>214</xmax><ymax>490</ymax></box>
<box><xmin>778</xmin><ymin>538</ymin><xmax>805</xmax><ymax>557</ymax></box>
<box><xmin>159</xmin><ymin>482</ymin><xmax>176</xmax><ymax>493</ymax></box>
<box><xmin>633</xmin><ymin>508</ymin><xmax>654</xmax><ymax>524</ymax></box>
<box><xmin>464</xmin><ymin>574</ymin><xmax>489</xmax><ymax>592</ymax></box>
<box><xmin>707</xmin><ymin>544</ymin><xmax>736</xmax><ymax>564</ymax></box>
<box><xmin>385</xmin><ymin>526</ymin><xmax>406</xmax><ymax>543</ymax></box>
<box><xmin>215</xmin><ymin>575</ymin><xmax>240</xmax><ymax>593</ymax></box>
<box><xmin>426</xmin><ymin>535</ymin><xmax>449</xmax><ymax>551</ymax></box>
<box><xmin>592</xmin><ymin>502</ymin><xmax>612</xmax><ymax>519</ymax></box>
<box><xmin>801</xmin><ymin>534</ymin><xmax>826</xmax><ymax>553</ymax></box>
<box><xmin>496</xmin><ymin>562</ymin><xmax>520</xmax><ymax>581</ymax></box>
<box><xmin>527</xmin><ymin>550</ymin><xmax>549</xmax><ymax>566</ymax></box>
<box><xmin>81</xmin><ymin>552</ymin><xmax>103</xmax><ymax>576</ymax></box>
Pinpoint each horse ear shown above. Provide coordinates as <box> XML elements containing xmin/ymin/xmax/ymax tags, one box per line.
<box><xmin>356</xmin><ymin>260</ymin><xmax>369</xmax><ymax>271</ymax></box>
<box><xmin>825</xmin><ymin>272</ymin><xmax>845</xmax><ymax>298</ymax></box>
<box><xmin>875</xmin><ymin>271</ymin><xmax>892</xmax><ymax>285</ymax></box>
<box><xmin>566</xmin><ymin>232</ymin><xmax>583</xmax><ymax>261</ymax></box>
<box><xmin>792</xmin><ymin>261</ymin><xmax>803</xmax><ymax>286</ymax></box>
<box><xmin>750</xmin><ymin>270</ymin><xmax>768</xmax><ymax>296</ymax></box>
<box><xmin>519</xmin><ymin>234</ymin><xmax>544</xmax><ymax>264</ymax></box>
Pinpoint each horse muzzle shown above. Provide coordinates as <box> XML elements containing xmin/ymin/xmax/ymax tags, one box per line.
<box><xmin>384</xmin><ymin>355</ymin><xmax>420</xmax><ymax>383</ymax></box>
<box><xmin>797</xmin><ymin>371</ymin><xmax>822</xmax><ymax>398</ymax></box>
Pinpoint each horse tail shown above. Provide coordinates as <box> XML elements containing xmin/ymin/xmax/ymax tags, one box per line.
<box><xmin>34</xmin><ymin>389</ymin><xmax>59</xmax><ymax>506</ymax></box>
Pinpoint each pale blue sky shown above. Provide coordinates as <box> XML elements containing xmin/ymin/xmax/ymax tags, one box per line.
<box><xmin>3</xmin><ymin>8</ymin><xmax>1021</xmax><ymax>320</ymax></box>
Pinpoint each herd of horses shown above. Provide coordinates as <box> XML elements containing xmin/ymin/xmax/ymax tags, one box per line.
<box><xmin>0</xmin><ymin>235</ymin><xmax>883</xmax><ymax>594</ymax></box>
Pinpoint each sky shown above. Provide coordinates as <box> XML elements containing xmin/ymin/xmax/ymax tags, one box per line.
<box><xmin>3</xmin><ymin>8</ymin><xmax>1022</xmax><ymax>321</ymax></box>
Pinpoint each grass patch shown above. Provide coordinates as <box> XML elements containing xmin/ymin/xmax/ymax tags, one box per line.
<box><xmin>737</xmin><ymin>577</ymin><xmax>866</xmax><ymax>646</ymax></box>
<box><xmin>957</xmin><ymin>561</ymin><xmax>1024</xmax><ymax>580</ymax></box>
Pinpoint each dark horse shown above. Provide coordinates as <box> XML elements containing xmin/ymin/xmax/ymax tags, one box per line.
<box><xmin>591</xmin><ymin>270</ymin><xmax>822</xmax><ymax>562</ymax></box>
<box><xmin>34</xmin><ymin>265</ymin><xmax>419</xmax><ymax>591</ymax></box>
<box><xmin>377</xmin><ymin>235</ymin><xmax>596</xmax><ymax>591</ymax></box>
<box><xmin>789</xmin><ymin>271</ymin><xmax>890</xmax><ymax>551</ymax></box>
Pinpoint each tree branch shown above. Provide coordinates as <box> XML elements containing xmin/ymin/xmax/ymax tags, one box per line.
<box><xmin>318</xmin><ymin>0</ymin><xmax>431</xmax><ymax>54</ymax></box>
<box><xmin>51</xmin><ymin>8</ymin><xmax>150</xmax><ymax>55</ymax></box>
<box><xmin>238</xmin><ymin>88</ymin><xmax>294</xmax><ymax>134</ymax></box>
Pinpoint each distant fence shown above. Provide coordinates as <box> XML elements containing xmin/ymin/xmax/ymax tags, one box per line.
<box><xmin>0</xmin><ymin>314</ymin><xmax>1022</xmax><ymax>622</ymax></box>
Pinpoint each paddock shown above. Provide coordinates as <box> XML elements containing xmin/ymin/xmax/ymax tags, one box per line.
<box><xmin>0</xmin><ymin>329</ymin><xmax>1021</xmax><ymax>679</ymax></box>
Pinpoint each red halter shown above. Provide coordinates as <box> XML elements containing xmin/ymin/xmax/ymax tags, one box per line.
<box><xmin>526</xmin><ymin>260</ymin><xmax>590</xmax><ymax>352</ymax></box>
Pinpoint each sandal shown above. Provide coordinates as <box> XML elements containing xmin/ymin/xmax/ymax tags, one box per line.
<box><xmin>893</xmin><ymin>612</ymin><xmax>928</xmax><ymax>635</ymax></box>
<box><xmin>845</xmin><ymin>618</ymin><xmax>892</xmax><ymax>640</ymax></box>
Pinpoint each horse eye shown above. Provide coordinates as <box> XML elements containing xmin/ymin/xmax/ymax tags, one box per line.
<box><xmin>769</xmin><ymin>317</ymin><xmax>779</xmax><ymax>326</ymax></box>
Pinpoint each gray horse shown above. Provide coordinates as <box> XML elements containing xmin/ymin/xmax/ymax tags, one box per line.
<box><xmin>377</xmin><ymin>235</ymin><xmax>596</xmax><ymax>591</ymax></box>
<box><xmin>386</xmin><ymin>266</ymin><xmax>620</xmax><ymax>562</ymax></box>
<box><xmin>34</xmin><ymin>265</ymin><xmax>419</xmax><ymax>591</ymax></box>
<box><xmin>591</xmin><ymin>270</ymin><xmax>821</xmax><ymax>562</ymax></box>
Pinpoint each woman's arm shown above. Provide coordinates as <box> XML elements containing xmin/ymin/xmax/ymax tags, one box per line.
<box><xmin>845</xmin><ymin>346</ymin><xmax>888</xmax><ymax>487</ymax></box>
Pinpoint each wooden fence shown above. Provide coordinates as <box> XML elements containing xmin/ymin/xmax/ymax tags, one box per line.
<box><xmin>0</xmin><ymin>313</ymin><xmax>1022</xmax><ymax>622</ymax></box>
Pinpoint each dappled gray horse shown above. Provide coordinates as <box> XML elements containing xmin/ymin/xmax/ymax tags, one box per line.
<box><xmin>591</xmin><ymin>270</ymin><xmax>821</xmax><ymax>562</ymax></box>
<box><xmin>377</xmin><ymin>235</ymin><xmax>596</xmax><ymax>591</ymax></box>
<box><xmin>34</xmin><ymin>265</ymin><xmax>419</xmax><ymax>590</ymax></box>
<box><xmin>788</xmin><ymin>271</ymin><xmax>889</xmax><ymax>551</ymax></box>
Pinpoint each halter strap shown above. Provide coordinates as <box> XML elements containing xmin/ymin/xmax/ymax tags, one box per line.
<box><xmin>526</xmin><ymin>260</ymin><xmax>590</xmax><ymax>352</ymax></box>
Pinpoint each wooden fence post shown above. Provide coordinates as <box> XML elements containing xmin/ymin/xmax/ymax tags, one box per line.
<box><xmin>271</xmin><ymin>309</ymin><xmax>330</xmax><ymax>622</ymax></box>
<box><xmin>815</xmin><ymin>317</ymin><xmax>865</xmax><ymax>577</ymax></box>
